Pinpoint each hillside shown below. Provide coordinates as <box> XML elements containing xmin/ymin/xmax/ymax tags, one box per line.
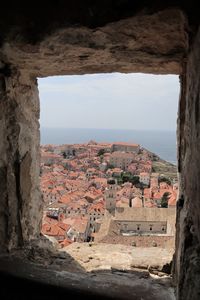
<box><xmin>150</xmin><ymin>151</ymin><xmax>177</xmax><ymax>182</ymax></box>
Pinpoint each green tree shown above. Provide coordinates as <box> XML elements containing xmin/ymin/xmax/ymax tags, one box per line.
<box><xmin>107</xmin><ymin>164</ymin><xmax>114</xmax><ymax>169</ymax></box>
<box><xmin>121</xmin><ymin>172</ymin><xmax>131</xmax><ymax>183</ymax></box>
<box><xmin>97</xmin><ymin>149</ymin><xmax>105</xmax><ymax>156</ymax></box>
<box><xmin>159</xmin><ymin>176</ymin><xmax>171</xmax><ymax>185</ymax></box>
<box><xmin>62</xmin><ymin>152</ymin><xmax>67</xmax><ymax>159</ymax></box>
<box><xmin>99</xmin><ymin>155</ymin><xmax>104</xmax><ymax>163</ymax></box>
<box><xmin>130</xmin><ymin>175</ymin><xmax>140</xmax><ymax>185</ymax></box>
<box><xmin>152</xmin><ymin>154</ymin><xmax>159</xmax><ymax>161</ymax></box>
<box><xmin>118</xmin><ymin>173</ymin><xmax>140</xmax><ymax>185</ymax></box>
<box><xmin>116</xmin><ymin>177</ymin><xmax>123</xmax><ymax>185</ymax></box>
<box><xmin>161</xmin><ymin>192</ymin><xmax>171</xmax><ymax>208</ymax></box>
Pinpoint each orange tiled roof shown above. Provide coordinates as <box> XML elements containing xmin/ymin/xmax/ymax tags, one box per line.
<box><xmin>168</xmin><ymin>191</ymin><xmax>177</xmax><ymax>206</ymax></box>
<box><xmin>140</xmin><ymin>172</ymin><xmax>150</xmax><ymax>176</ymax></box>
<box><xmin>42</xmin><ymin>223</ymin><xmax>69</xmax><ymax>237</ymax></box>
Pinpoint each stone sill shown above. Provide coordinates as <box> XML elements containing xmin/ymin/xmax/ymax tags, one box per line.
<box><xmin>0</xmin><ymin>250</ymin><xmax>175</xmax><ymax>300</ymax></box>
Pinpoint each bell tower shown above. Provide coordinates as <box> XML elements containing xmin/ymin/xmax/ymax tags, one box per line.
<box><xmin>105</xmin><ymin>178</ymin><xmax>117</xmax><ymax>215</ymax></box>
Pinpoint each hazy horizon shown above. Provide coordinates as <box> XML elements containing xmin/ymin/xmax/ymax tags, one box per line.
<box><xmin>41</xmin><ymin>126</ymin><xmax>176</xmax><ymax>132</ymax></box>
<box><xmin>40</xmin><ymin>127</ymin><xmax>177</xmax><ymax>164</ymax></box>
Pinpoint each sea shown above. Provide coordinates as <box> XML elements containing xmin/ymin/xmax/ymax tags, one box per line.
<box><xmin>41</xmin><ymin>128</ymin><xmax>177</xmax><ymax>165</ymax></box>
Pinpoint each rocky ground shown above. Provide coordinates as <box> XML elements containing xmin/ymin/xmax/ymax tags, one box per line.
<box><xmin>62</xmin><ymin>242</ymin><xmax>174</xmax><ymax>274</ymax></box>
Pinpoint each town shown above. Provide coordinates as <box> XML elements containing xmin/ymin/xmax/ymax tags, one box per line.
<box><xmin>41</xmin><ymin>141</ymin><xmax>178</xmax><ymax>249</ymax></box>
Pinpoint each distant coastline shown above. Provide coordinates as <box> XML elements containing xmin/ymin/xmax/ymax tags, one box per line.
<box><xmin>41</xmin><ymin>127</ymin><xmax>177</xmax><ymax>165</ymax></box>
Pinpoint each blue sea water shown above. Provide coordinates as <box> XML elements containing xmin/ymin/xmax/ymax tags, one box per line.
<box><xmin>41</xmin><ymin>128</ymin><xmax>177</xmax><ymax>165</ymax></box>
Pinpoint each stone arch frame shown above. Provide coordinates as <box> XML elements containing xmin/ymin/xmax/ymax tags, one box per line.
<box><xmin>0</xmin><ymin>4</ymin><xmax>200</xmax><ymax>299</ymax></box>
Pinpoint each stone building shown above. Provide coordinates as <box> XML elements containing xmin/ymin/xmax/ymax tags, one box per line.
<box><xmin>115</xmin><ymin>207</ymin><xmax>175</xmax><ymax>237</ymax></box>
<box><xmin>66</xmin><ymin>217</ymin><xmax>90</xmax><ymax>242</ymax></box>
<box><xmin>111</xmin><ymin>142</ymin><xmax>140</xmax><ymax>153</ymax></box>
<box><xmin>98</xmin><ymin>207</ymin><xmax>176</xmax><ymax>249</ymax></box>
<box><xmin>105</xmin><ymin>178</ymin><xmax>117</xmax><ymax>214</ymax></box>
<box><xmin>139</xmin><ymin>172</ymin><xmax>150</xmax><ymax>186</ymax></box>
<box><xmin>110</xmin><ymin>151</ymin><xmax>135</xmax><ymax>170</ymax></box>
<box><xmin>102</xmin><ymin>178</ymin><xmax>176</xmax><ymax>247</ymax></box>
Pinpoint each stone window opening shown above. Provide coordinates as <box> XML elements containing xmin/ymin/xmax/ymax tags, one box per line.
<box><xmin>137</xmin><ymin>225</ymin><xmax>141</xmax><ymax>231</ymax></box>
<box><xmin>1</xmin><ymin>4</ymin><xmax>198</xmax><ymax>299</ymax></box>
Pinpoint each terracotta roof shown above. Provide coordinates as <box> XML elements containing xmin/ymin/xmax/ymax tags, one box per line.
<box><xmin>168</xmin><ymin>191</ymin><xmax>177</xmax><ymax>206</ymax></box>
<box><xmin>43</xmin><ymin>216</ymin><xmax>58</xmax><ymax>225</ymax></box>
<box><xmin>87</xmin><ymin>202</ymin><xmax>105</xmax><ymax>212</ymax></box>
<box><xmin>42</xmin><ymin>223</ymin><xmax>69</xmax><ymax>237</ymax></box>
<box><xmin>132</xmin><ymin>196</ymin><xmax>143</xmax><ymax>208</ymax></box>
<box><xmin>72</xmin><ymin>217</ymin><xmax>89</xmax><ymax>233</ymax></box>
<box><xmin>153</xmin><ymin>192</ymin><xmax>163</xmax><ymax>199</ymax></box>
<box><xmin>140</xmin><ymin>172</ymin><xmax>150</xmax><ymax>176</ymax></box>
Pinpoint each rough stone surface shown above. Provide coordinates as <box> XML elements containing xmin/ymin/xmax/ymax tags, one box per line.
<box><xmin>63</xmin><ymin>242</ymin><xmax>174</xmax><ymax>273</ymax></box>
<box><xmin>0</xmin><ymin>70</ymin><xmax>42</xmax><ymax>251</ymax></box>
<box><xmin>1</xmin><ymin>9</ymin><xmax>188</xmax><ymax>76</ymax></box>
<box><xmin>174</xmin><ymin>25</ymin><xmax>200</xmax><ymax>300</ymax></box>
<box><xmin>0</xmin><ymin>252</ymin><xmax>175</xmax><ymax>300</ymax></box>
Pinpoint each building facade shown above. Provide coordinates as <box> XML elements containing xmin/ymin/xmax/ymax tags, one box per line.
<box><xmin>111</xmin><ymin>143</ymin><xmax>140</xmax><ymax>153</ymax></box>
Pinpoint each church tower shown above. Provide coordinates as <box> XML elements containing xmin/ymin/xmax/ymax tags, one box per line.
<box><xmin>105</xmin><ymin>178</ymin><xmax>117</xmax><ymax>215</ymax></box>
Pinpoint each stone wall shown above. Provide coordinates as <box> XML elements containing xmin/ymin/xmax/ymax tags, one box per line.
<box><xmin>0</xmin><ymin>69</ymin><xmax>42</xmax><ymax>251</ymax></box>
<box><xmin>175</xmin><ymin>26</ymin><xmax>200</xmax><ymax>300</ymax></box>
<box><xmin>1</xmin><ymin>9</ymin><xmax>187</xmax><ymax>77</ymax></box>
<box><xmin>100</xmin><ymin>218</ymin><xmax>175</xmax><ymax>248</ymax></box>
<box><xmin>118</xmin><ymin>220</ymin><xmax>167</xmax><ymax>234</ymax></box>
<box><xmin>98</xmin><ymin>208</ymin><xmax>176</xmax><ymax>247</ymax></box>
<box><xmin>100</xmin><ymin>233</ymin><xmax>175</xmax><ymax>248</ymax></box>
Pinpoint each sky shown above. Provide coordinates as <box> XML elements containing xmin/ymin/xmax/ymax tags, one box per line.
<box><xmin>38</xmin><ymin>73</ymin><xmax>180</xmax><ymax>131</ymax></box>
